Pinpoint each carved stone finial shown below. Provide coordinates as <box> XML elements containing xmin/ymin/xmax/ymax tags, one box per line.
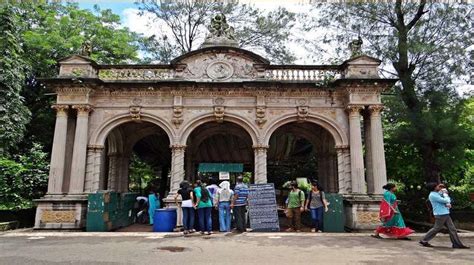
<box><xmin>349</xmin><ymin>36</ymin><xmax>363</xmax><ymax>58</ymax></box>
<box><xmin>80</xmin><ymin>40</ymin><xmax>92</xmax><ymax>57</ymax></box>
<box><xmin>201</xmin><ymin>13</ymin><xmax>238</xmax><ymax>48</ymax></box>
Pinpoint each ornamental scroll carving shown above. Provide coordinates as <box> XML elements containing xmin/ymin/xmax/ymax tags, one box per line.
<box><xmin>214</xmin><ymin>97</ymin><xmax>225</xmax><ymax>123</ymax></box>
<box><xmin>41</xmin><ymin>210</ymin><xmax>76</xmax><ymax>223</ymax></box>
<box><xmin>297</xmin><ymin>105</ymin><xmax>309</xmax><ymax>122</ymax></box>
<box><xmin>129</xmin><ymin>98</ymin><xmax>142</xmax><ymax>120</ymax></box>
<box><xmin>255</xmin><ymin>106</ymin><xmax>266</xmax><ymax>128</ymax></box>
<box><xmin>172</xmin><ymin>106</ymin><xmax>184</xmax><ymax>128</ymax></box>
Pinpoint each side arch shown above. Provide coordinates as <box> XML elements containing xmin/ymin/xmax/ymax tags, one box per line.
<box><xmin>90</xmin><ymin>112</ymin><xmax>175</xmax><ymax>146</ymax></box>
<box><xmin>178</xmin><ymin>113</ymin><xmax>259</xmax><ymax>146</ymax></box>
<box><xmin>263</xmin><ymin>113</ymin><xmax>348</xmax><ymax>147</ymax></box>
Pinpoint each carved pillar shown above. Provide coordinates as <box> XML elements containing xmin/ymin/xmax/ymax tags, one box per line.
<box><xmin>253</xmin><ymin>145</ymin><xmax>268</xmax><ymax>184</ymax></box>
<box><xmin>84</xmin><ymin>145</ymin><xmax>105</xmax><ymax>192</ymax></box>
<box><xmin>170</xmin><ymin>144</ymin><xmax>186</xmax><ymax>194</ymax></box>
<box><xmin>369</xmin><ymin>105</ymin><xmax>387</xmax><ymax>194</ymax></box>
<box><xmin>336</xmin><ymin>145</ymin><xmax>351</xmax><ymax>193</ymax></box>
<box><xmin>47</xmin><ymin>104</ymin><xmax>69</xmax><ymax>194</ymax></box>
<box><xmin>69</xmin><ymin>105</ymin><xmax>92</xmax><ymax>194</ymax></box>
<box><xmin>364</xmin><ymin>110</ymin><xmax>374</xmax><ymax>194</ymax></box>
<box><xmin>107</xmin><ymin>154</ymin><xmax>119</xmax><ymax>191</ymax></box>
<box><xmin>347</xmin><ymin>105</ymin><xmax>365</xmax><ymax>194</ymax></box>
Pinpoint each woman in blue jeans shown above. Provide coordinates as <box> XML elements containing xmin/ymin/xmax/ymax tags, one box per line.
<box><xmin>175</xmin><ymin>181</ymin><xmax>195</xmax><ymax>235</ymax></box>
<box><xmin>305</xmin><ymin>181</ymin><xmax>328</xmax><ymax>232</ymax></box>
<box><xmin>214</xmin><ymin>181</ymin><xmax>234</xmax><ymax>232</ymax></box>
<box><xmin>194</xmin><ymin>180</ymin><xmax>213</xmax><ymax>235</ymax></box>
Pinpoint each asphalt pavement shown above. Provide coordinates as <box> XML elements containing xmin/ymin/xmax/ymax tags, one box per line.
<box><xmin>0</xmin><ymin>231</ymin><xmax>473</xmax><ymax>265</ymax></box>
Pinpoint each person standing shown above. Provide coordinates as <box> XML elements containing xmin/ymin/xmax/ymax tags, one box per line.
<box><xmin>372</xmin><ymin>183</ymin><xmax>414</xmax><ymax>239</ymax></box>
<box><xmin>148</xmin><ymin>188</ymin><xmax>160</xmax><ymax>225</ymax></box>
<box><xmin>194</xmin><ymin>180</ymin><xmax>213</xmax><ymax>235</ymax></box>
<box><xmin>175</xmin><ymin>181</ymin><xmax>195</xmax><ymax>235</ymax></box>
<box><xmin>285</xmin><ymin>181</ymin><xmax>305</xmax><ymax>232</ymax></box>
<box><xmin>305</xmin><ymin>181</ymin><xmax>328</xmax><ymax>232</ymax></box>
<box><xmin>215</xmin><ymin>181</ymin><xmax>234</xmax><ymax>232</ymax></box>
<box><xmin>207</xmin><ymin>178</ymin><xmax>220</xmax><ymax>231</ymax></box>
<box><xmin>419</xmin><ymin>183</ymin><xmax>470</xmax><ymax>249</ymax></box>
<box><xmin>231</xmin><ymin>176</ymin><xmax>249</xmax><ymax>233</ymax></box>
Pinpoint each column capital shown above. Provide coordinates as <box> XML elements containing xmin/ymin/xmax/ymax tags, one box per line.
<box><xmin>335</xmin><ymin>145</ymin><xmax>350</xmax><ymax>151</ymax></box>
<box><xmin>51</xmin><ymin>104</ymin><xmax>69</xmax><ymax>116</ymax></box>
<box><xmin>72</xmin><ymin>104</ymin><xmax>93</xmax><ymax>115</ymax></box>
<box><xmin>346</xmin><ymin>104</ymin><xmax>365</xmax><ymax>115</ymax></box>
<box><xmin>170</xmin><ymin>144</ymin><xmax>186</xmax><ymax>151</ymax></box>
<box><xmin>368</xmin><ymin>104</ymin><xmax>384</xmax><ymax>115</ymax></box>
<box><xmin>87</xmin><ymin>145</ymin><xmax>105</xmax><ymax>152</ymax></box>
<box><xmin>252</xmin><ymin>144</ymin><xmax>269</xmax><ymax>152</ymax></box>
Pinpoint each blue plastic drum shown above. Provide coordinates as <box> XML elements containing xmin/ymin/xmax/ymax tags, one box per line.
<box><xmin>153</xmin><ymin>208</ymin><xmax>177</xmax><ymax>232</ymax></box>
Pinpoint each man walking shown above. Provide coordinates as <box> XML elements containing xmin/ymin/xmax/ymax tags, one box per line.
<box><xmin>419</xmin><ymin>183</ymin><xmax>470</xmax><ymax>249</ymax></box>
<box><xmin>231</xmin><ymin>176</ymin><xmax>249</xmax><ymax>233</ymax></box>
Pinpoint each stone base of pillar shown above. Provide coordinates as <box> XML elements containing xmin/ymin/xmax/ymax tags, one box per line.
<box><xmin>343</xmin><ymin>194</ymin><xmax>383</xmax><ymax>231</ymax></box>
<box><xmin>163</xmin><ymin>195</ymin><xmax>183</xmax><ymax>231</ymax></box>
<box><xmin>34</xmin><ymin>195</ymin><xmax>88</xmax><ymax>230</ymax></box>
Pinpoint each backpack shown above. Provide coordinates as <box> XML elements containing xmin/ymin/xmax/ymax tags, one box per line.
<box><xmin>308</xmin><ymin>190</ymin><xmax>324</xmax><ymax>204</ymax></box>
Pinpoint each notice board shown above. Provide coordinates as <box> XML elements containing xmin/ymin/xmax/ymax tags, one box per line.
<box><xmin>248</xmin><ymin>183</ymin><xmax>280</xmax><ymax>232</ymax></box>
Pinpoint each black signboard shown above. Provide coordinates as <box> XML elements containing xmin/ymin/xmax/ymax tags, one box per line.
<box><xmin>248</xmin><ymin>183</ymin><xmax>280</xmax><ymax>232</ymax></box>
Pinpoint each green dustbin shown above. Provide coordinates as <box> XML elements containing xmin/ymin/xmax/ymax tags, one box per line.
<box><xmin>323</xmin><ymin>193</ymin><xmax>345</xmax><ymax>232</ymax></box>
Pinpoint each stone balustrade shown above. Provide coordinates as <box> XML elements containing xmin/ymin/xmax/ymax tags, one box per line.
<box><xmin>97</xmin><ymin>65</ymin><xmax>343</xmax><ymax>82</ymax></box>
<box><xmin>264</xmin><ymin>66</ymin><xmax>342</xmax><ymax>81</ymax></box>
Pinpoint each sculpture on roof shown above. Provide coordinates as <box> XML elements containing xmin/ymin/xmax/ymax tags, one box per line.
<box><xmin>349</xmin><ymin>36</ymin><xmax>363</xmax><ymax>58</ymax></box>
<box><xmin>201</xmin><ymin>13</ymin><xmax>238</xmax><ymax>48</ymax></box>
<box><xmin>80</xmin><ymin>40</ymin><xmax>92</xmax><ymax>57</ymax></box>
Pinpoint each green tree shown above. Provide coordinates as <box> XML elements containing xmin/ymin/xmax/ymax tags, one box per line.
<box><xmin>136</xmin><ymin>0</ymin><xmax>296</xmax><ymax>64</ymax></box>
<box><xmin>307</xmin><ymin>1</ymin><xmax>473</xmax><ymax>184</ymax></box>
<box><xmin>0</xmin><ymin>143</ymin><xmax>49</xmax><ymax>210</ymax></box>
<box><xmin>0</xmin><ymin>4</ymin><xmax>30</xmax><ymax>155</ymax></box>
<box><xmin>16</xmin><ymin>2</ymin><xmax>143</xmax><ymax>153</ymax></box>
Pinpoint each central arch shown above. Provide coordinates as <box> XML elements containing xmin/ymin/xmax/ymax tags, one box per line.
<box><xmin>183</xmin><ymin>120</ymin><xmax>255</xmax><ymax>184</ymax></box>
<box><xmin>263</xmin><ymin>113</ymin><xmax>348</xmax><ymax>147</ymax></box>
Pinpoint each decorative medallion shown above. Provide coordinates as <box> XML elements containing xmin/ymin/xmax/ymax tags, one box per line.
<box><xmin>206</xmin><ymin>61</ymin><xmax>234</xmax><ymax>80</ymax></box>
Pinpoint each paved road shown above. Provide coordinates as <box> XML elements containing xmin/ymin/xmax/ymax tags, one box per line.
<box><xmin>0</xmin><ymin>232</ymin><xmax>472</xmax><ymax>265</ymax></box>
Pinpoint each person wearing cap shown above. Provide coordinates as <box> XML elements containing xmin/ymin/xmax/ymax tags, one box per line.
<box><xmin>285</xmin><ymin>181</ymin><xmax>305</xmax><ymax>232</ymax></box>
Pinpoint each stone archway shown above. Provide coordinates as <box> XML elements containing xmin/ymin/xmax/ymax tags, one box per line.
<box><xmin>183</xmin><ymin>121</ymin><xmax>255</xmax><ymax>184</ymax></box>
<box><xmin>266</xmin><ymin>122</ymin><xmax>338</xmax><ymax>193</ymax></box>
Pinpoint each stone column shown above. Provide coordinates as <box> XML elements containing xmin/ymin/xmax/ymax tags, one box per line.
<box><xmin>347</xmin><ymin>105</ymin><xmax>365</xmax><ymax>194</ymax></box>
<box><xmin>107</xmin><ymin>154</ymin><xmax>119</xmax><ymax>191</ymax></box>
<box><xmin>47</xmin><ymin>104</ymin><xmax>70</xmax><ymax>194</ymax></box>
<box><xmin>336</xmin><ymin>145</ymin><xmax>351</xmax><ymax>193</ymax></box>
<box><xmin>369</xmin><ymin>105</ymin><xmax>387</xmax><ymax>194</ymax></box>
<box><xmin>253</xmin><ymin>145</ymin><xmax>268</xmax><ymax>184</ymax></box>
<box><xmin>69</xmin><ymin>105</ymin><xmax>92</xmax><ymax>194</ymax></box>
<box><xmin>170</xmin><ymin>144</ymin><xmax>186</xmax><ymax>194</ymax></box>
<box><xmin>85</xmin><ymin>145</ymin><xmax>105</xmax><ymax>192</ymax></box>
<box><xmin>364</xmin><ymin>110</ymin><xmax>374</xmax><ymax>194</ymax></box>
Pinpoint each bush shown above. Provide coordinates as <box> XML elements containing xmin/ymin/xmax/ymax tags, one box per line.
<box><xmin>0</xmin><ymin>143</ymin><xmax>49</xmax><ymax>210</ymax></box>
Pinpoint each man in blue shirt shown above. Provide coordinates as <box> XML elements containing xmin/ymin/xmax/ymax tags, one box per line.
<box><xmin>419</xmin><ymin>183</ymin><xmax>469</xmax><ymax>249</ymax></box>
<box><xmin>231</xmin><ymin>176</ymin><xmax>249</xmax><ymax>233</ymax></box>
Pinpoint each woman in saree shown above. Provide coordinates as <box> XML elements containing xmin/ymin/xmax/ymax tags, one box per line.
<box><xmin>372</xmin><ymin>183</ymin><xmax>414</xmax><ymax>239</ymax></box>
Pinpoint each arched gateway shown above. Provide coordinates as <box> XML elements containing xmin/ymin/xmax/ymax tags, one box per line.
<box><xmin>35</xmin><ymin>17</ymin><xmax>396</xmax><ymax>231</ymax></box>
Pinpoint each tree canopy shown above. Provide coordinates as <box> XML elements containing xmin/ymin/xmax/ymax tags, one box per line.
<box><xmin>137</xmin><ymin>0</ymin><xmax>296</xmax><ymax>64</ymax></box>
<box><xmin>306</xmin><ymin>0</ymin><xmax>473</xmax><ymax>185</ymax></box>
